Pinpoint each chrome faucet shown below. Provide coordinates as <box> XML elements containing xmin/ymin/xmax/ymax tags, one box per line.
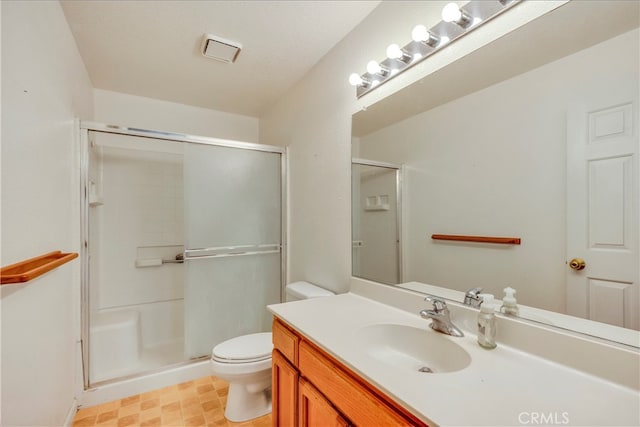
<box><xmin>463</xmin><ymin>287</ymin><xmax>484</xmax><ymax>308</ymax></box>
<box><xmin>419</xmin><ymin>296</ymin><xmax>464</xmax><ymax>337</ymax></box>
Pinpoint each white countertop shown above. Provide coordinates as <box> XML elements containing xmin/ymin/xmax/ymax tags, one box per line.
<box><xmin>268</xmin><ymin>292</ymin><xmax>640</xmax><ymax>427</ymax></box>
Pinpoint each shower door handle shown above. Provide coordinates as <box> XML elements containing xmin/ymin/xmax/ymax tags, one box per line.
<box><xmin>184</xmin><ymin>244</ymin><xmax>281</xmax><ymax>260</ymax></box>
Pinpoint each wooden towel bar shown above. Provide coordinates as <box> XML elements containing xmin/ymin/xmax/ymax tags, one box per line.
<box><xmin>431</xmin><ymin>234</ymin><xmax>521</xmax><ymax>245</ymax></box>
<box><xmin>1</xmin><ymin>251</ymin><xmax>78</xmax><ymax>284</ymax></box>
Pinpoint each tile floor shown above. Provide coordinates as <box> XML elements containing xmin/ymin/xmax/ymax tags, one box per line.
<box><xmin>72</xmin><ymin>376</ymin><xmax>272</xmax><ymax>427</ymax></box>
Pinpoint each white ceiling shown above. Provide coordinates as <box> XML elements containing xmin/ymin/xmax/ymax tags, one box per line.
<box><xmin>61</xmin><ymin>0</ymin><xmax>380</xmax><ymax>117</ymax></box>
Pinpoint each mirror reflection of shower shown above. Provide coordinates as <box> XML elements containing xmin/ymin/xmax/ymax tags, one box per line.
<box><xmin>351</xmin><ymin>159</ymin><xmax>402</xmax><ymax>285</ymax></box>
<box><xmin>84</xmin><ymin>127</ymin><xmax>283</xmax><ymax>386</ymax></box>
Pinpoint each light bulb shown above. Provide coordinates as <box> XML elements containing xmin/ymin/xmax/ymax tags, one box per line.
<box><xmin>411</xmin><ymin>25</ymin><xmax>429</xmax><ymax>42</ymax></box>
<box><xmin>349</xmin><ymin>73</ymin><xmax>372</xmax><ymax>88</ymax></box>
<box><xmin>349</xmin><ymin>73</ymin><xmax>363</xmax><ymax>86</ymax></box>
<box><xmin>442</xmin><ymin>3</ymin><xmax>462</xmax><ymax>22</ymax></box>
<box><xmin>366</xmin><ymin>60</ymin><xmax>382</xmax><ymax>75</ymax></box>
<box><xmin>366</xmin><ymin>60</ymin><xmax>379</xmax><ymax>75</ymax></box>
<box><xmin>387</xmin><ymin>43</ymin><xmax>412</xmax><ymax>63</ymax></box>
<box><xmin>386</xmin><ymin>44</ymin><xmax>403</xmax><ymax>60</ymax></box>
<box><xmin>442</xmin><ymin>2</ymin><xmax>472</xmax><ymax>28</ymax></box>
<box><xmin>412</xmin><ymin>24</ymin><xmax>440</xmax><ymax>47</ymax></box>
<box><xmin>366</xmin><ymin>60</ymin><xmax>390</xmax><ymax>76</ymax></box>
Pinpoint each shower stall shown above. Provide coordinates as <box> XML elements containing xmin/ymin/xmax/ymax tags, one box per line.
<box><xmin>351</xmin><ymin>159</ymin><xmax>402</xmax><ymax>285</ymax></box>
<box><xmin>80</xmin><ymin>123</ymin><xmax>285</xmax><ymax>388</ymax></box>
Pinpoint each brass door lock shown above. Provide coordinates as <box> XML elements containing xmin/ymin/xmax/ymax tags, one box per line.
<box><xmin>569</xmin><ymin>258</ymin><xmax>586</xmax><ymax>271</ymax></box>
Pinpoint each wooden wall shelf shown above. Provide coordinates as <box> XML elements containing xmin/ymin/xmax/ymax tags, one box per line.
<box><xmin>431</xmin><ymin>234</ymin><xmax>521</xmax><ymax>245</ymax></box>
<box><xmin>1</xmin><ymin>251</ymin><xmax>78</xmax><ymax>285</ymax></box>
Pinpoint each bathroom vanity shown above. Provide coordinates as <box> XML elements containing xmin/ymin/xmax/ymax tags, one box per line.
<box><xmin>271</xmin><ymin>317</ymin><xmax>426</xmax><ymax>426</ymax></box>
<box><xmin>268</xmin><ymin>280</ymin><xmax>640</xmax><ymax>426</ymax></box>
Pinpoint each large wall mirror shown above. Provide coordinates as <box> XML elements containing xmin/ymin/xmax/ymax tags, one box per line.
<box><xmin>351</xmin><ymin>1</ymin><xmax>639</xmax><ymax>346</ymax></box>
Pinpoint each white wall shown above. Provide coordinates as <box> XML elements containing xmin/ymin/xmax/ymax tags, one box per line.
<box><xmin>259</xmin><ymin>1</ymin><xmax>563</xmax><ymax>294</ymax></box>
<box><xmin>358</xmin><ymin>29</ymin><xmax>639</xmax><ymax>312</ymax></box>
<box><xmin>94</xmin><ymin>89</ymin><xmax>259</xmax><ymax>143</ymax></box>
<box><xmin>1</xmin><ymin>1</ymin><xmax>93</xmax><ymax>425</ymax></box>
<box><xmin>260</xmin><ymin>2</ymin><xmax>439</xmax><ymax>293</ymax></box>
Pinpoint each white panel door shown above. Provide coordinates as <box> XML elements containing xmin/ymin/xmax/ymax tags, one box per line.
<box><xmin>566</xmin><ymin>101</ymin><xmax>639</xmax><ymax>330</ymax></box>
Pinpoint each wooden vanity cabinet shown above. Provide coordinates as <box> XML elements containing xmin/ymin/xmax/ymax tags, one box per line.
<box><xmin>272</xmin><ymin>349</ymin><xmax>298</xmax><ymax>426</ymax></box>
<box><xmin>299</xmin><ymin>378</ymin><xmax>349</xmax><ymax>427</ymax></box>
<box><xmin>272</xmin><ymin>318</ymin><xmax>428</xmax><ymax>427</ymax></box>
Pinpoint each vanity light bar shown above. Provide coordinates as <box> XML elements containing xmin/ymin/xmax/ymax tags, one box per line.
<box><xmin>349</xmin><ymin>0</ymin><xmax>522</xmax><ymax>98</ymax></box>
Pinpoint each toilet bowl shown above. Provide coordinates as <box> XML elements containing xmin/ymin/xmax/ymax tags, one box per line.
<box><xmin>210</xmin><ymin>281</ymin><xmax>334</xmax><ymax>422</ymax></box>
<box><xmin>210</xmin><ymin>332</ymin><xmax>273</xmax><ymax>422</ymax></box>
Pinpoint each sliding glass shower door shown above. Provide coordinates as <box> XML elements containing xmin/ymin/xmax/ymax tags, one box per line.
<box><xmin>183</xmin><ymin>143</ymin><xmax>282</xmax><ymax>359</ymax></box>
<box><xmin>81</xmin><ymin>123</ymin><xmax>284</xmax><ymax>386</ymax></box>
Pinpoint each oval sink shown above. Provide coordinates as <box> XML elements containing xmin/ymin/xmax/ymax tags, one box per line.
<box><xmin>354</xmin><ymin>324</ymin><xmax>471</xmax><ymax>374</ymax></box>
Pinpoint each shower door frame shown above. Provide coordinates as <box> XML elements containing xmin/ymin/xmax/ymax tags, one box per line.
<box><xmin>79</xmin><ymin>121</ymin><xmax>287</xmax><ymax>389</ymax></box>
<box><xmin>351</xmin><ymin>158</ymin><xmax>403</xmax><ymax>284</ymax></box>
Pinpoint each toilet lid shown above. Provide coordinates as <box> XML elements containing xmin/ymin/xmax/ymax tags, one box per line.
<box><xmin>212</xmin><ymin>332</ymin><xmax>272</xmax><ymax>363</ymax></box>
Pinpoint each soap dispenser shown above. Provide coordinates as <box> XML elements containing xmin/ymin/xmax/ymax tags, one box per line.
<box><xmin>477</xmin><ymin>294</ymin><xmax>497</xmax><ymax>349</ymax></box>
<box><xmin>500</xmin><ymin>286</ymin><xmax>519</xmax><ymax>316</ymax></box>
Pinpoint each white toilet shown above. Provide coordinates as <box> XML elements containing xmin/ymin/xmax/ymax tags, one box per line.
<box><xmin>210</xmin><ymin>281</ymin><xmax>334</xmax><ymax>422</ymax></box>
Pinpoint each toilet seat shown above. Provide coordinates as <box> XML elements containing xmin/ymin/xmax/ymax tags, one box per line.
<box><xmin>212</xmin><ymin>332</ymin><xmax>272</xmax><ymax>364</ymax></box>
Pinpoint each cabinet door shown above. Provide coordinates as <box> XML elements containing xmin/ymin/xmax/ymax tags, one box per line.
<box><xmin>299</xmin><ymin>378</ymin><xmax>349</xmax><ymax>427</ymax></box>
<box><xmin>273</xmin><ymin>350</ymin><xmax>298</xmax><ymax>427</ymax></box>
<box><xmin>299</xmin><ymin>341</ymin><xmax>426</xmax><ymax>426</ymax></box>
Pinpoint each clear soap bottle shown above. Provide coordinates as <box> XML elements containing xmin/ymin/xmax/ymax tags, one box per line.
<box><xmin>500</xmin><ymin>286</ymin><xmax>519</xmax><ymax>316</ymax></box>
<box><xmin>477</xmin><ymin>294</ymin><xmax>497</xmax><ymax>349</ymax></box>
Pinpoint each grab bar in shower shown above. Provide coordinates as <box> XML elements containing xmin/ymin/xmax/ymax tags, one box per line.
<box><xmin>184</xmin><ymin>244</ymin><xmax>281</xmax><ymax>260</ymax></box>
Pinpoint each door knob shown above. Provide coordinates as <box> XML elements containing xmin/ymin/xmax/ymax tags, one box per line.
<box><xmin>569</xmin><ymin>258</ymin><xmax>586</xmax><ymax>271</ymax></box>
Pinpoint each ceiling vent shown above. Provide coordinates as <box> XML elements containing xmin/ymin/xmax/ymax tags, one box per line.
<box><xmin>201</xmin><ymin>34</ymin><xmax>242</xmax><ymax>64</ymax></box>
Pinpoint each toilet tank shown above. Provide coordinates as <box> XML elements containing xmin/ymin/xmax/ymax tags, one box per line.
<box><xmin>285</xmin><ymin>281</ymin><xmax>335</xmax><ymax>302</ymax></box>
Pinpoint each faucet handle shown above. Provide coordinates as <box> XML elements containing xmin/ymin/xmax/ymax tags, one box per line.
<box><xmin>466</xmin><ymin>287</ymin><xmax>483</xmax><ymax>296</ymax></box>
<box><xmin>424</xmin><ymin>295</ymin><xmax>447</xmax><ymax>312</ymax></box>
<box><xmin>464</xmin><ymin>287</ymin><xmax>484</xmax><ymax>307</ymax></box>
